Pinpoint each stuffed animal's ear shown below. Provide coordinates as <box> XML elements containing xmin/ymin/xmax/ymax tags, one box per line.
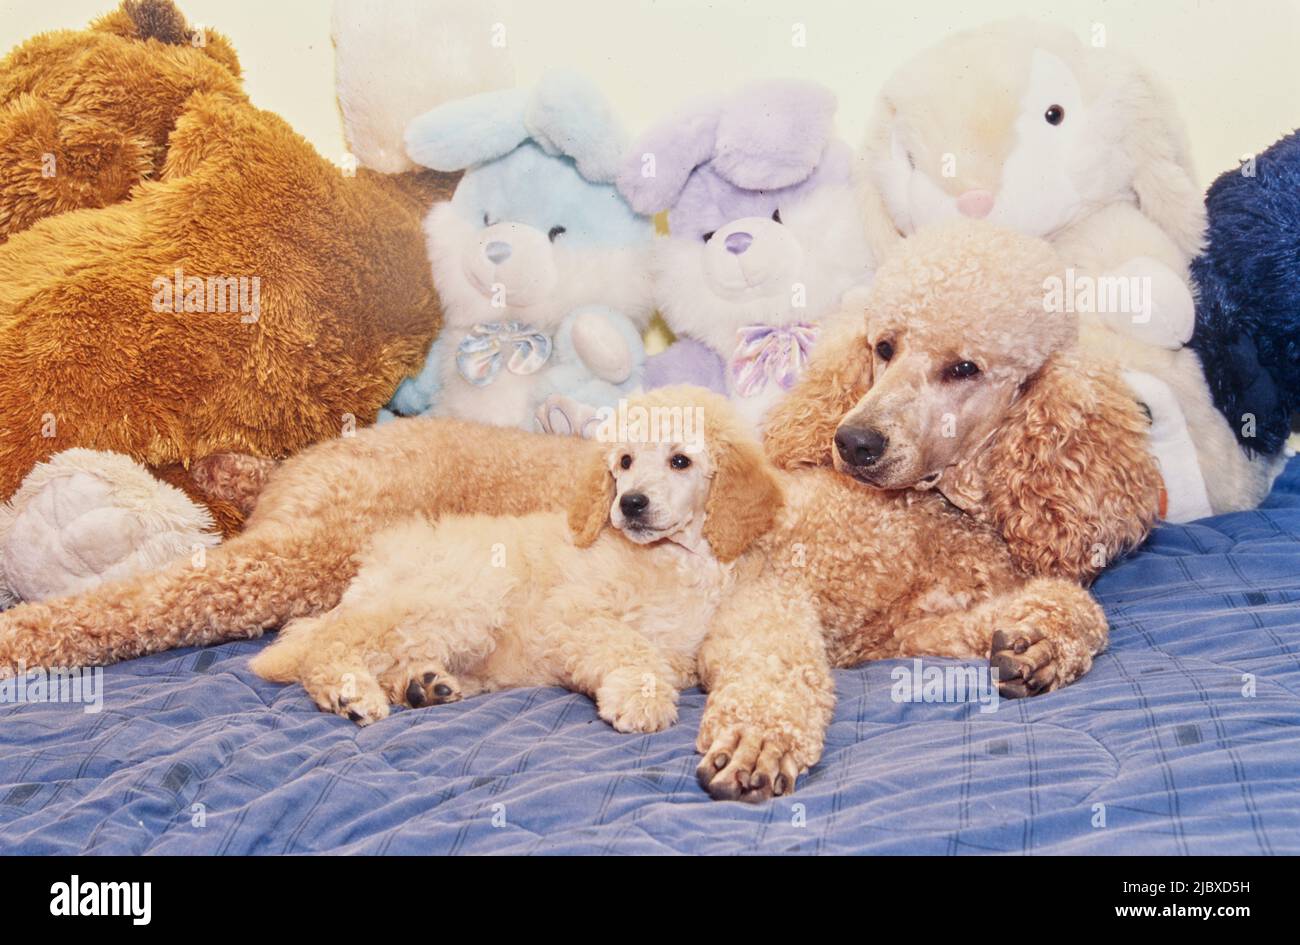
<box><xmin>1117</xmin><ymin>65</ymin><xmax>1207</xmax><ymax>259</ymax></box>
<box><xmin>854</xmin><ymin>99</ymin><xmax>907</xmax><ymax>265</ymax></box>
<box><xmin>404</xmin><ymin>87</ymin><xmax>530</xmax><ymax>172</ymax></box>
<box><xmin>711</xmin><ymin>79</ymin><xmax>837</xmax><ymax>190</ymax></box>
<box><xmin>953</xmin><ymin>353</ymin><xmax>1162</xmax><ymax>584</ymax></box>
<box><xmin>617</xmin><ymin>102</ymin><xmax>721</xmax><ymax>214</ymax></box>
<box><xmin>525</xmin><ymin>71</ymin><xmax>628</xmax><ymax>183</ymax></box>
<box><xmin>567</xmin><ymin>450</ymin><xmax>615</xmax><ymax>547</ymax></box>
<box><xmin>703</xmin><ymin>435</ymin><xmax>784</xmax><ymax>563</ymax></box>
<box><xmin>763</xmin><ymin>314</ymin><xmax>873</xmax><ymax>469</ymax></box>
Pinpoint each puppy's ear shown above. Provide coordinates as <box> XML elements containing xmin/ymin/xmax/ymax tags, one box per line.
<box><xmin>763</xmin><ymin>315</ymin><xmax>872</xmax><ymax>469</ymax></box>
<box><xmin>704</xmin><ymin>436</ymin><xmax>784</xmax><ymax>563</ymax></box>
<box><xmin>948</xmin><ymin>352</ymin><xmax>1162</xmax><ymax>584</ymax></box>
<box><xmin>567</xmin><ymin>451</ymin><xmax>615</xmax><ymax>547</ymax></box>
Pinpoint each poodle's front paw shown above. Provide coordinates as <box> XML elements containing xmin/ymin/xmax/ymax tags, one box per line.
<box><xmin>308</xmin><ymin>671</ymin><xmax>389</xmax><ymax>726</ymax></box>
<box><xmin>386</xmin><ymin>664</ymin><xmax>464</xmax><ymax>709</ymax></box>
<box><xmin>696</xmin><ymin>725</ymin><xmax>804</xmax><ymax>803</ymax></box>
<box><xmin>989</xmin><ymin>628</ymin><xmax>1074</xmax><ymax>698</ymax></box>
<box><xmin>596</xmin><ymin>667</ymin><xmax>678</xmax><ymax>733</ymax></box>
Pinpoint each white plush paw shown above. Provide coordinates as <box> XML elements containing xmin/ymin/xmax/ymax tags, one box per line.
<box><xmin>1103</xmin><ymin>257</ymin><xmax>1195</xmax><ymax>349</ymax></box>
<box><xmin>570</xmin><ymin>311</ymin><xmax>634</xmax><ymax>384</ymax></box>
<box><xmin>596</xmin><ymin>667</ymin><xmax>678</xmax><ymax>733</ymax></box>
<box><xmin>0</xmin><ymin>449</ymin><xmax>219</xmax><ymax>606</ymax></box>
<box><xmin>534</xmin><ymin>394</ymin><xmax>602</xmax><ymax>439</ymax></box>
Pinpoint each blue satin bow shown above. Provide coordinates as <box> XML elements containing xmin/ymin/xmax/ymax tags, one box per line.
<box><xmin>455</xmin><ymin>321</ymin><xmax>553</xmax><ymax>387</ymax></box>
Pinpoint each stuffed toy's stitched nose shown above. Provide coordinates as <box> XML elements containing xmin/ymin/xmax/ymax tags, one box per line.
<box><xmin>484</xmin><ymin>241</ymin><xmax>513</xmax><ymax>264</ymax></box>
<box><xmin>834</xmin><ymin>426</ymin><xmax>888</xmax><ymax>467</ymax></box>
<box><xmin>724</xmin><ymin>232</ymin><xmax>753</xmax><ymax>255</ymax></box>
<box><xmin>956</xmin><ymin>190</ymin><xmax>994</xmax><ymax>219</ymax></box>
<box><xmin>619</xmin><ymin>492</ymin><xmax>649</xmax><ymax>517</ymax></box>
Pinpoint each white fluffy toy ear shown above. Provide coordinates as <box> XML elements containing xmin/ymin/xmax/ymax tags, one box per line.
<box><xmin>333</xmin><ymin>0</ymin><xmax>516</xmax><ymax>173</ymax></box>
<box><xmin>525</xmin><ymin>71</ymin><xmax>630</xmax><ymax>183</ymax></box>
<box><xmin>1112</xmin><ymin>63</ymin><xmax>1207</xmax><ymax>259</ymax></box>
<box><xmin>854</xmin><ymin>98</ymin><xmax>907</xmax><ymax>265</ymax></box>
<box><xmin>405</xmin><ymin>88</ymin><xmax>530</xmax><ymax>172</ymax></box>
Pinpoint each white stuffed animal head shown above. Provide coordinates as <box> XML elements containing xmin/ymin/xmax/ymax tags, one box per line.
<box><xmin>332</xmin><ymin>0</ymin><xmax>515</xmax><ymax>174</ymax></box>
<box><xmin>406</xmin><ymin>71</ymin><xmax>654</xmax><ymax>332</ymax></box>
<box><xmin>618</xmin><ymin>80</ymin><xmax>872</xmax><ymax>356</ymax></box>
<box><xmin>859</xmin><ymin>19</ymin><xmax>1206</xmax><ymax>262</ymax></box>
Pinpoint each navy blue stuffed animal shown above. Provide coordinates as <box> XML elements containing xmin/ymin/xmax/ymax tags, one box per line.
<box><xmin>1191</xmin><ymin>129</ymin><xmax>1300</xmax><ymax>456</ymax></box>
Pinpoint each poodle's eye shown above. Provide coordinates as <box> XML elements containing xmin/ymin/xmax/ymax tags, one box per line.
<box><xmin>669</xmin><ymin>453</ymin><xmax>692</xmax><ymax>470</ymax></box>
<box><xmin>702</xmin><ymin>230</ymin><xmax>716</xmax><ymax>243</ymax></box>
<box><xmin>771</xmin><ymin>208</ymin><xmax>782</xmax><ymax>224</ymax></box>
<box><xmin>619</xmin><ymin>454</ymin><xmax>633</xmax><ymax>470</ymax></box>
<box><xmin>946</xmin><ymin>360</ymin><xmax>981</xmax><ymax>380</ymax></box>
<box><xmin>875</xmin><ymin>340</ymin><xmax>894</xmax><ymax>362</ymax></box>
<box><xmin>1044</xmin><ymin>105</ymin><xmax>1065</xmax><ymax>126</ymax></box>
<box><xmin>548</xmin><ymin>225</ymin><xmax>566</xmax><ymax>242</ymax></box>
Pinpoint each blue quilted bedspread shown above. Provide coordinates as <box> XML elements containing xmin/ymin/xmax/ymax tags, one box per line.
<box><xmin>1</xmin><ymin>458</ymin><xmax>1298</xmax><ymax>855</ymax></box>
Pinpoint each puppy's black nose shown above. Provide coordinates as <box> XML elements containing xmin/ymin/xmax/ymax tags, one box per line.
<box><xmin>619</xmin><ymin>492</ymin><xmax>649</xmax><ymax>518</ymax></box>
<box><xmin>835</xmin><ymin>426</ymin><xmax>888</xmax><ymax>467</ymax></box>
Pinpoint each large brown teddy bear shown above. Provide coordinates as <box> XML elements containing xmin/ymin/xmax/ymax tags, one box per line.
<box><xmin>0</xmin><ymin>0</ymin><xmax>510</xmax><ymax>604</ymax></box>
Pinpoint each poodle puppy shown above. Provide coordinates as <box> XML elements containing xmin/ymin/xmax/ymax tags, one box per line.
<box><xmin>0</xmin><ymin>223</ymin><xmax>1160</xmax><ymax>802</ymax></box>
<box><xmin>249</xmin><ymin>388</ymin><xmax>780</xmax><ymax>730</ymax></box>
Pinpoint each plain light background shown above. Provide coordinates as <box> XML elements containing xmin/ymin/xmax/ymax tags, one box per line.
<box><xmin>1</xmin><ymin>0</ymin><xmax>1297</xmax><ymax>186</ymax></box>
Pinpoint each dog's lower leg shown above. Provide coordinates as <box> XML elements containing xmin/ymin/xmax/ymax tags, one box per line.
<box><xmin>891</xmin><ymin>577</ymin><xmax>1108</xmax><ymax>697</ymax></box>
<box><xmin>0</xmin><ymin>524</ymin><xmax>359</xmax><ymax>672</ymax></box>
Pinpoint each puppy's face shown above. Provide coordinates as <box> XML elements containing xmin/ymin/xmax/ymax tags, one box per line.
<box><xmin>607</xmin><ymin>440</ymin><xmax>714</xmax><ymax>544</ymax></box>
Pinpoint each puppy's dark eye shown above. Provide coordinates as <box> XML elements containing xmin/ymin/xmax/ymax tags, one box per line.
<box><xmin>548</xmin><ymin>225</ymin><xmax>566</xmax><ymax>242</ymax></box>
<box><xmin>946</xmin><ymin>360</ymin><xmax>981</xmax><ymax>380</ymax></box>
<box><xmin>620</xmin><ymin>454</ymin><xmax>632</xmax><ymax>470</ymax></box>
<box><xmin>1044</xmin><ymin>105</ymin><xmax>1065</xmax><ymax>126</ymax></box>
<box><xmin>771</xmin><ymin>208</ymin><xmax>782</xmax><ymax>224</ymax></box>
<box><xmin>875</xmin><ymin>340</ymin><xmax>894</xmax><ymax>362</ymax></box>
<box><xmin>669</xmin><ymin>454</ymin><xmax>691</xmax><ymax>470</ymax></box>
<box><xmin>702</xmin><ymin>230</ymin><xmax>716</xmax><ymax>243</ymax></box>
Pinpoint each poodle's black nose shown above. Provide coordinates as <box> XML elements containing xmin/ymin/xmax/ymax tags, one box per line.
<box><xmin>620</xmin><ymin>492</ymin><xmax>650</xmax><ymax>517</ymax></box>
<box><xmin>835</xmin><ymin>426</ymin><xmax>888</xmax><ymax>467</ymax></box>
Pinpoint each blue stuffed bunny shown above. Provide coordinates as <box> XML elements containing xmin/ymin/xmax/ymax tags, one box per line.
<box><xmin>383</xmin><ymin>72</ymin><xmax>654</xmax><ymax>432</ymax></box>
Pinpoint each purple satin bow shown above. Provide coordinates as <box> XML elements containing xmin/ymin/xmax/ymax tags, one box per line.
<box><xmin>729</xmin><ymin>322</ymin><xmax>820</xmax><ymax>397</ymax></box>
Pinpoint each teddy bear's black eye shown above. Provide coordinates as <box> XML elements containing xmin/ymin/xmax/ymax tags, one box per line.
<box><xmin>1044</xmin><ymin>105</ymin><xmax>1065</xmax><ymax>126</ymax></box>
<box><xmin>702</xmin><ymin>230</ymin><xmax>716</xmax><ymax>243</ymax></box>
<box><xmin>771</xmin><ymin>208</ymin><xmax>782</xmax><ymax>224</ymax></box>
<box><xmin>669</xmin><ymin>453</ymin><xmax>691</xmax><ymax>470</ymax></box>
<box><xmin>875</xmin><ymin>340</ymin><xmax>894</xmax><ymax>362</ymax></box>
<box><xmin>620</xmin><ymin>454</ymin><xmax>632</xmax><ymax>470</ymax></box>
<box><xmin>548</xmin><ymin>226</ymin><xmax>566</xmax><ymax>242</ymax></box>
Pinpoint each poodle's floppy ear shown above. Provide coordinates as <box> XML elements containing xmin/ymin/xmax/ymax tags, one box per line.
<box><xmin>855</xmin><ymin>99</ymin><xmax>908</xmax><ymax>265</ymax></box>
<box><xmin>945</xmin><ymin>353</ymin><xmax>1162</xmax><ymax>584</ymax></box>
<box><xmin>567</xmin><ymin>449</ymin><xmax>616</xmax><ymax>548</ymax></box>
<box><xmin>524</xmin><ymin>71</ymin><xmax>628</xmax><ymax>183</ymax></box>
<box><xmin>617</xmin><ymin>101</ymin><xmax>721</xmax><ymax>214</ymax></box>
<box><xmin>711</xmin><ymin>79</ymin><xmax>837</xmax><ymax>191</ymax></box>
<box><xmin>763</xmin><ymin>310</ymin><xmax>874</xmax><ymax>469</ymax></box>
<box><xmin>1114</xmin><ymin>64</ymin><xmax>1207</xmax><ymax>258</ymax></box>
<box><xmin>405</xmin><ymin>87</ymin><xmax>530</xmax><ymax>172</ymax></box>
<box><xmin>703</xmin><ymin>434</ymin><xmax>784</xmax><ymax>563</ymax></box>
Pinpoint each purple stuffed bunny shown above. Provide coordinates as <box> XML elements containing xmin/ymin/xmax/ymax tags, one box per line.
<box><xmin>618</xmin><ymin>79</ymin><xmax>874</xmax><ymax>431</ymax></box>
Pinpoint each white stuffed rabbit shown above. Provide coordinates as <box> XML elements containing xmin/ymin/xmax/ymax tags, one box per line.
<box><xmin>856</xmin><ymin>19</ymin><xmax>1283</xmax><ymax>519</ymax></box>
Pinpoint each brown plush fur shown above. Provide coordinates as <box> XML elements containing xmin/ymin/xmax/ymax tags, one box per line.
<box><xmin>0</xmin><ymin>2</ymin><xmax>452</xmax><ymax>524</ymax></box>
